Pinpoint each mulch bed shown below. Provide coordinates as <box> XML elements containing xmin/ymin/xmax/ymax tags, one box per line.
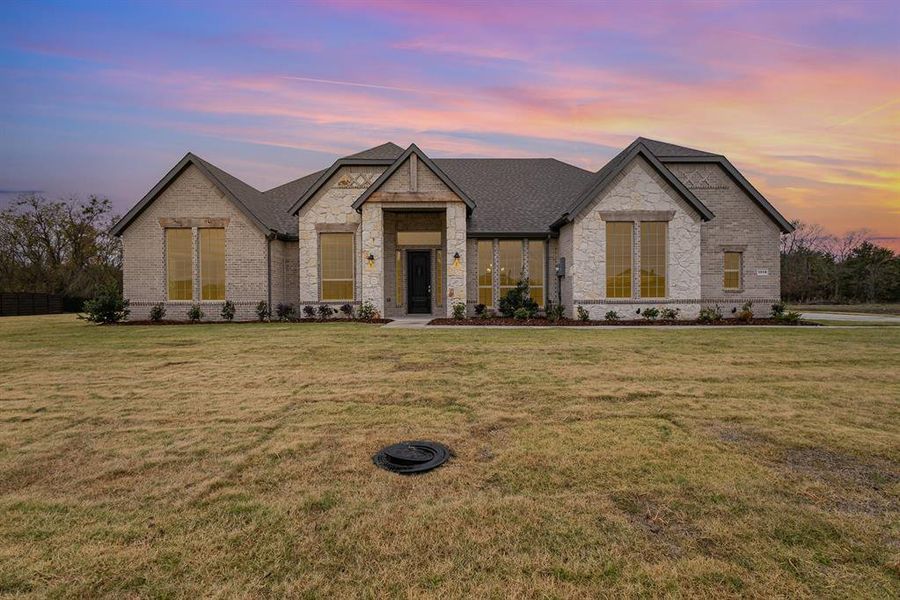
<box><xmin>114</xmin><ymin>318</ymin><xmax>392</xmax><ymax>326</ymax></box>
<box><xmin>428</xmin><ymin>317</ymin><xmax>818</xmax><ymax>327</ymax></box>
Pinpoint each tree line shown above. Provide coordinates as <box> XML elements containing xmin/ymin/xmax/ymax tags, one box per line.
<box><xmin>1</xmin><ymin>195</ymin><xmax>898</xmax><ymax>306</ymax></box>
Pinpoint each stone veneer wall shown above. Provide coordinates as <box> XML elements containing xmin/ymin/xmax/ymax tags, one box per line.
<box><xmin>296</xmin><ymin>165</ymin><xmax>386</xmax><ymax>305</ymax></box>
<box><xmin>121</xmin><ymin>164</ymin><xmax>268</xmax><ymax>321</ymax></box>
<box><xmin>666</xmin><ymin>162</ymin><xmax>782</xmax><ymax>312</ymax></box>
<box><xmin>570</xmin><ymin>156</ymin><xmax>702</xmax><ymax>319</ymax></box>
<box><xmin>383</xmin><ymin>211</ymin><xmax>446</xmax><ymax>318</ymax></box>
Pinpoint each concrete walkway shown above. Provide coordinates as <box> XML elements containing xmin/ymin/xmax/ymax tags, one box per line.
<box><xmin>801</xmin><ymin>312</ymin><xmax>900</xmax><ymax>323</ymax></box>
<box><xmin>381</xmin><ymin>316</ymin><xmax>433</xmax><ymax>329</ymax></box>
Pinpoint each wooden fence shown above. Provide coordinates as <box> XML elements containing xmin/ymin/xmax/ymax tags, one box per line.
<box><xmin>0</xmin><ymin>293</ymin><xmax>64</xmax><ymax>316</ymax></box>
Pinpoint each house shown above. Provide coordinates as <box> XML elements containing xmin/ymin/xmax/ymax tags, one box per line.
<box><xmin>112</xmin><ymin>138</ymin><xmax>793</xmax><ymax>320</ymax></box>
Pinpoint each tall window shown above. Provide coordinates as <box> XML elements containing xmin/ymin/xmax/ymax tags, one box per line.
<box><xmin>200</xmin><ymin>228</ymin><xmax>225</xmax><ymax>300</ymax></box>
<box><xmin>477</xmin><ymin>240</ymin><xmax>493</xmax><ymax>306</ymax></box>
<box><xmin>498</xmin><ymin>240</ymin><xmax>522</xmax><ymax>299</ymax></box>
<box><xmin>606</xmin><ymin>222</ymin><xmax>632</xmax><ymax>298</ymax></box>
<box><xmin>395</xmin><ymin>250</ymin><xmax>403</xmax><ymax>306</ymax></box>
<box><xmin>435</xmin><ymin>249</ymin><xmax>443</xmax><ymax>307</ymax></box>
<box><xmin>640</xmin><ymin>222</ymin><xmax>666</xmax><ymax>298</ymax></box>
<box><xmin>724</xmin><ymin>252</ymin><xmax>742</xmax><ymax>290</ymax></box>
<box><xmin>320</xmin><ymin>233</ymin><xmax>354</xmax><ymax>301</ymax></box>
<box><xmin>528</xmin><ymin>240</ymin><xmax>545</xmax><ymax>307</ymax></box>
<box><xmin>166</xmin><ymin>229</ymin><xmax>192</xmax><ymax>301</ymax></box>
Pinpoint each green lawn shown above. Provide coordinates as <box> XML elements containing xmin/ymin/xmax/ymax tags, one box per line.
<box><xmin>1</xmin><ymin>315</ymin><xmax>898</xmax><ymax>598</ymax></box>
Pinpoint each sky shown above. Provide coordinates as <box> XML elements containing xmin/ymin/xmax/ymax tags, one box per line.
<box><xmin>1</xmin><ymin>0</ymin><xmax>898</xmax><ymax>248</ymax></box>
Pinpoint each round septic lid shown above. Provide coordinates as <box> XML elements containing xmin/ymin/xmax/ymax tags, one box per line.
<box><xmin>373</xmin><ymin>441</ymin><xmax>450</xmax><ymax>474</ymax></box>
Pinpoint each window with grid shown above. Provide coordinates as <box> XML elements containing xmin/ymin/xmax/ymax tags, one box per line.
<box><xmin>200</xmin><ymin>228</ymin><xmax>226</xmax><ymax>300</ymax></box>
<box><xmin>320</xmin><ymin>233</ymin><xmax>354</xmax><ymax>301</ymax></box>
<box><xmin>166</xmin><ymin>228</ymin><xmax>192</xmax><ymax>301</ymax></box>
<box><xmin>606</xmin><ymin>222</ymin><xmax>632</xmax><ymax>298</ymax></box>
<box><xmin>640</xmin><ymin>222</ymin><xmax>666</xmax><ymax>298</ymax></box>
<box><xmin>477</xmin><ymin>240</ymin><xmax>493</xmax><ymax>306</ymax></box>
<box><xmin>724</xmin><ymin>252</ymin><xmax>742</xmax><ymax>290</ymax></box>
<box><xmin>498</xmin><ymin>240</ymin><xmax>522</xmax><ymax>299</ymax></box>
<box><xmin>435</xmin><ymin>249</ymin><xmax>443</xmax><ymax>307</ymax></box>
<box><xmin>528</xmin><ymin>240</ymin><xmax>545</xmax><ymax>307</ymax></box>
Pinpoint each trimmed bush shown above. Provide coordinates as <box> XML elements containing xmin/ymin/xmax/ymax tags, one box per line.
<box><xmin>81</xmin><ymin>284</ymin><xmax>129</xmax><ymax>324</ymax></box>
<box><xmin>302</xmin><ymin>305</ymin><xmax>316</xmax><ymax>319</ymax></box>
<box><xmin>221</xmin><ymin>300</ymin><xmax>236</xmax><ymax>322</ymax></box>
<box><xmin>187</xmin><ymin>304</ymin><xmax>204</xmax><ymax>323</ymax></box>
<box><xmin>452</xmin><ymin>301</ymin><xmax>466</xmax><ymax>319</ymax></box>
<box><xmin>604</xmin><ymin>310</ymin><xmax>620</xmax><ymax>321</ymax></box>
<box><xmin>546</xmin><ymin>301</ymin><xmax>565</xmax><ymax>322</ymax></box>
<box><xmin>770</xmin><ymin>301</ymin><xmax>786</xmax><ymax>319</ymax></box>
<box><xmin>698</xmin><ymin>305</ymin><xmax>723</xmax><ymax>323</ymax></box>
<box><xmin>474</xmin><ymin>303</ymin><xmax>487</xmax><ymax>316</ymax></box>
<box><xmin>317</xmin><ymin>304</ymin><xmax>334</xmax><ymax>320</ymax></box>
<box><xmin>641</xmin><ymin>307</ymin><xmax>660</xmax><ymax>321</ymax></box>
<box><xmin>357</xmin><ymin>300</ymin><xmax>379</xmax><ymax>321</ymax></box>
<box><xmin>513</xmin><ymin>307</ymin><xmax>530</xmax><ymax>320</ymax></box>
<box><xmin>660</xmin><ymin>307</ymin><xmax>680</xmax><ymax>320</ymax></box>
<box><xmin>576</xmin><ymin>305</ymin><xmax>590</xmax><ymax>321</ymax></box>
<box><xmin>276</xmin><ymin>303</ymin><xmax>296</xmax><ymax>321</ymax></box>
<box><xmin>340</xmin><ymin>304</ymin><xmax>354</xmax><ymax>318</ymax></box>
<box><xmin>736</xmin><ymin>301</ymin><xmax>754</xmax><ymax>322</ymax></box>
<box><xmin>498</xmin><ymin>279</ymin><xmax>538</xmax><ymax>318</ymax></box>
<box><xmin>149</xmin><ymin>303</ymin><xmax>166</xmax><ymax>322</ymax></box>
<box><xmin>255</xmin><ymin>301</ymin><xmax>270</xmax><ymax>322</ymax></box>
<box><xmin>781</xmin><ymin>310</ymin><xmax>802</xmax><ymax>325</ymax></box>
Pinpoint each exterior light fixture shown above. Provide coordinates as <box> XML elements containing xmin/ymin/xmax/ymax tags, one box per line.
<box><xmin>367</xmin><ymin>253</ymin><xmax>375</xmax><ymax>268</ymax></box>
<box><xmin>452</xmin><ymin>252</ymin><xmax>461</xmax><ymax>268</ymax></box>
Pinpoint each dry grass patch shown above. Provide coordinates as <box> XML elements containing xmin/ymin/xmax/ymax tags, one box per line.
<box><xmin>0</xmin><ymin>315</ymin><xmax>898</xmax><ymax>598</ymax></box>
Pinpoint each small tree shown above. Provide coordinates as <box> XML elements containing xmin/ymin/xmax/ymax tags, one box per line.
<box><xmin>452</xmin><ymin>301</ymin><xmax>467</xmax><ymax>319</ymax></box>
<box><xmin>498</xmin><ymin>279</ymin><xmax>538</xmax><ymax>318</ymax></box>
<box><xmin>149</xmin><ymin>302</ymin><xmax>166</xmax><ymax>322</ymax></box>
<box><xmin>221</xmin><ymin>300</ymin><xmax>236</xmax><ymax>322</ymax></box>
<box><xmin>80</xmin><ymin>283</ymin><xmax>129</xmax><ymax>324</ymax></box>
<box><xmin>187</xmin><ymin>304</ymin><xmax>204</xmax><ymax>323</ymax></box>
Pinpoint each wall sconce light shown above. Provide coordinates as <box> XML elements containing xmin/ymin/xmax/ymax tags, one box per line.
<box><xmin>366</xmin><ymin>253</ymin><xmax>375</xmax><ymax>268</ymax></box>
<box><xmin>452</xmin><ymin>252</ymin><xmax>461</xmax><ymax>268</ymax></box>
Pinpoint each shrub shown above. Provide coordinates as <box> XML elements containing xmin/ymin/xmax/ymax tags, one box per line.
<box><xmin>276</xmin><ymin>303</ymin><xmax>296</xmax><ymax>321</ymax></box>
<box><xmin>513</xmin><ymin>307</ymin><xmax>531</xmax><ymax>320</ymax></box>
<box><xmin>546</xmin><ymin>301</ymin><xmax>565</xmax><ymax>322</ymax></box>
<box><xmin>339</xmin><ymin>304</ymin><xmax>354</xmax><ymax>318</ymax></box>
<box><xmin>317</xmin><ymin>304</ymin><xmax>334</xmax><ymax>320</ymax></box>
<box><xmin>480</xmin><ymin>308</ymin><xmax>494</xmax><ymax>319</ymax></box>
<box><xmin>451</xmin><ymin>301</ymin><xmax>467</xmax><ymax>319</ymax></box>
<box><xmin>187</xmin><ymin>304</ymin><xmax>204</xmax><ymax>323</ymax></box>
<box><xmin>770</xmin><ymin>301</ymin><xmax>787</xmax><ymax>319</ymax></box>
<box><xmin>604</xmin><ymin>310</ymin><xmax>620</xmax><ymax>321</ymax></box>
<box><xmin>781</xmin><ymin>310</ymin><xmax>802</xmax><ymax>325</ymax></box>
<box><xmin>221</xmin><ymin>300</ymin><xmax>236</xmax><ymax>322</ymax></box>
<box><xmin>255</xmin><ymin>300</ymin><xmax>270</xmax><ymax>322</ymax></box>
<box><xmin>498</xmin><ymin>279</ymin><xmax>538</xmax><ymax>318</ymax></box>
<box><xmin>302</xmin><ymin>305</ymin><xmax>316</xmax><ymax>319</ymax></box>
<box><xmin>660</xmin><ymin>307</ymin><xmax>680</xmax><ymax>320</ymax></box>
<box><xmin>474</xmin><ymin>303</ymin><xmax>487</xmax><ymax>316</ymax></box>
<box><xmin>698</xmin><ymin>305</ymin><xmax>723</xmax><ymax>323</ymax></box>
<box><xmin>81</xmin><ymin>283</ymin><xmax>130</xmax><ymax>324</ymax></box>
<box><xmin>149</xmin><ymin>302</ymin><xmax>166</xmax><ymax>322</ymax></box>
<box><xmin>576</xmin><ymin>305</ymin><xmax>589</xmax><ymax>321</ymax></box>
<box><xmin>641</xmin><ymin>307</ymin><xmax>660</xmax><ymax>321</ymax></box>
<box><xmin>357</xmin><ymin>300</ymin><xmax>379</xmax><ymax>321</ymax></box>
<box><xmin>736</xmin><ymin>301</ymin><xmax>754</xmax><ymax>322</ymax></box>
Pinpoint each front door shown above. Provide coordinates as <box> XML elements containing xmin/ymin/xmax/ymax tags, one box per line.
<box><xmin>407</xmin><ymin>251</ymin><xmax>431</xmax><ymax>314</ymax></box>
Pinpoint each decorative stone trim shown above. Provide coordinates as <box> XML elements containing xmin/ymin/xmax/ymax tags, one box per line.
<box><xmin>315</xmin><ymin>223</ymin><xmax>359</xmax><ymax>232</ymax></box>
<box><xmin>719</xmin><ymin>244</ymin><xmax>747</xmax><ymax>252</ymax></box>
<box><xmin>368</xmin><ymin>191</ymin><xmax>464</xmax><ymax>204</ymax></box>
<box><xmin>598</xmin><ymin>210</ymin><xmax>675</xmax><ymax>222</ymax></box>
<box><xmin>575</xmin><ymin>297</ymin><xmax>780</xmax><ymax>305</ymax></box>
<box><xmin>158</xmin><ymin>217</ymin><xmax>229</xmax><ymax>228</ymax></box>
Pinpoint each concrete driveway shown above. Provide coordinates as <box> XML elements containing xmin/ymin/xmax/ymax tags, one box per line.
<box><xmin>801</xmin><ymin>311</ymin><xmax>900</xmax><ymax>323</ymax></box>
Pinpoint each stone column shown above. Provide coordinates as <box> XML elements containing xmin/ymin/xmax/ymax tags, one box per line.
<box><xmin>445</xmin><ymin>203</ymin><xmax>467</xmax><ymax>317</ymax></box>
<box><xmin>361</xmin><ymin>204</ymin><xmax>385</xmax><ymax>316</ymax></box>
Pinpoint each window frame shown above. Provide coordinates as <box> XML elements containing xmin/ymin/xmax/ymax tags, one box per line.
<box><xmin>639</xmin><ymin>222</ymin><xmax>667</xmax><ymax>299</ymax></box>
<box><xmin>723</xmin><ymin>251</ymin><xmax>742</xmax><ymax>290</ymax></box>
<box><xmin>166</xmin><ymin>228</ymin><xmax>193</xmax><ymax>301</ymax></box>
<box><xmin>477</xmin><ymin>239</ymin><xmax>494</xmax><ymax>307</ymax></box>
<box><xmin>199</xmin><ymin>227</ymin><xmax>226</xmax><ymax>301</ymax></box>
<box><xmin>527</xmin><ymin>239</ymin><xmax>545</xmax><ymax>308</ymax></box>
<box><xmin>319</xmin><ymin>232</ymin><xmax>355</xmax><ymax>302</ymax></box>
<box><xmin>606</xmin><ymin>221</ymin><xmax>633</xmax><ymax>299</ymax></box>
<box><xmin>435</xmin><ymin>249</ymin><xmax>443</xmax><ymax>308</ymax></box>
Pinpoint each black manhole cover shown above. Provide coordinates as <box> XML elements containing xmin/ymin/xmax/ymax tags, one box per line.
<box><xmin>373</xmin><ymin>440</ymin><xmax>450</xmax><ymax>474</ymax></box>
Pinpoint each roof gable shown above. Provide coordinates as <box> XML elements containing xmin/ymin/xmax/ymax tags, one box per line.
<box><xmin>556</xmin><ymin>140</ymin><xmax>714</xmax><ymax>227</ymax></box>
<box><xmin>111</xmin><ymin>153</ymin><xmax>271</xmax><ymax>237</ymax></box>
<box><xmin>350</xmin><ymin>144</ymin><xmax>476</xmax><ymax>212</ymax></box>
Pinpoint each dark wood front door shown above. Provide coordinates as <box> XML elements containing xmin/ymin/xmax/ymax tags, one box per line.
<box><xmin>407</xmin><ymin>251</ymin><xmax>431</xmax><ymax>314</ymax></box>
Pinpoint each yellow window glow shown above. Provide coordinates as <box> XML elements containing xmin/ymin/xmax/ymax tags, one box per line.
<box><xmin>166</xmin><ymin>228</ymin><xmax>192</xmax><ymax>301</ymax></box>
<box><xmin>200</xmin><ymin>228</ymin><xmax>226</xmax><ymax>301</ymax></box>
<box><xmin>320</xmin><ymin>233</ymin><xmax>354</xmax><ymax>301</ymax></box>
<box><xmin>498</xmin><ymin>240</ymin><xmax>522</xmax><ymax>299</ymax></box>
<box><xmin>606</xmin><ymin>222</ymin><xmax>632</xmax><ymax>298</ymax></box>
<box><xmin>528</xmin><ymin>240</ymin><xmax>545</xmax><ymax>307</ymax></box>
<box><xmin>435</xmin><ymin>249</ymin><xmax>443</xmax><ymax>307</ymax></box>
<box><xmin>395</xmin><ymin>250</ymin><xmax>403</xmax><ymax>306</ymax></box>
<box><xmin>724</xmin><ymin>252</ymin><xmax>742</xmax><ymax>289</ymax></box>
<box><xmin>477</xmin><ymin>240</ymin><xmax>493</xmax><ymax>306</ymax></box>
<box><xmin>397</xmin><ymin>231</ymin><xmax>442</xmax><ymax>246</ymax></box>
<box><xmin>640</xmin><ymin>222</ymin><xmax>666</xmax><ymax>298</ymax></box>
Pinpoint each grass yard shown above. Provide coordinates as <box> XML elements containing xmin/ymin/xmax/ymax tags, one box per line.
<box><xmin>1</xmin><ymin>316</ymin><xmax>898</xmax><ymax>598</ymax></box>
